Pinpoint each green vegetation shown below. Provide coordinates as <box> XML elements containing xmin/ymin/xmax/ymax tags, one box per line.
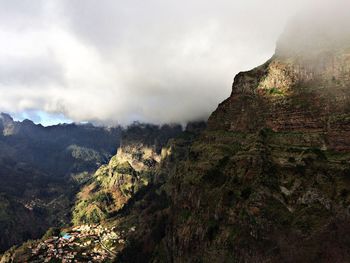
<box><xmin>42</xmin><ymin>227</ymin><xmax>60</xmax><ymax>239</ymax></box>
<box><xmin>267</xmin><ymin>87</ymin><xmax>284</xmax><ymax>95</ymax></box>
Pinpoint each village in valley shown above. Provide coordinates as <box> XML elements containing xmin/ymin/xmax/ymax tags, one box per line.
<box><xmin>26</xmin><ymin>224</ymin><xmax>132</xmax><ymax>262</ymax></box>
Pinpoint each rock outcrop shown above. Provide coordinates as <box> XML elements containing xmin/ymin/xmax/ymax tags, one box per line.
<box><xmin>72</xmin><ymin>124</ymin><xmax>182</xmax><ymax>225</ymax></box>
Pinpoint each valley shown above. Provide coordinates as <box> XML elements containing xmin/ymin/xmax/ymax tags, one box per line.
<box><xmin>1</xmin><ymin>7</ymin><xmax>350</xmax><ymax>263</ymax></box>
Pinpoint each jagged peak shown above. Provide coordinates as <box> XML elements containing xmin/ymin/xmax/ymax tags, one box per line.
<box><xmin>0</xmin><ymin>113</ymin><xmax>14</xmax><ymax>123</ymax></box>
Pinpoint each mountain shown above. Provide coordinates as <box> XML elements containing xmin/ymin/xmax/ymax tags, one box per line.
<box><xmin>0</xmin><ymin>122</ymin><xmax>189</xmax><ymax>262</ymax></box>
<box><xmin>0</xmin><ymin>116</ymin><xmax>185</xmax><ymax>259</ymax></box>
<box><xmin>146</xmin><ymin>22</ymin><xmax>350</xmax><ymax>262</ymax></box>
<box><xmin>146</xmin><ymin>28</ymin><xmax>350</xmax><ymax>262</ymax></box>
<box><xmin>71</xmin><ymin>123</ymin><xmax>183</xmax><ymax>225</ymax></box>
<box><xmin>2</xmin><ymin>17</ymin><xmax>350</xmax><ymax>263</ymax></box>
<box><xmin>103</xmin><ymin>21</ymin><xmax>350</xmax><ymax>262</ymax></box>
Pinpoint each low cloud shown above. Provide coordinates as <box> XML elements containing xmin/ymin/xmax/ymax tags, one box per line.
<box><xmin>0</xmin><ymin>0</ymin><xmax>346</xmax><ymax>125</ymax></box>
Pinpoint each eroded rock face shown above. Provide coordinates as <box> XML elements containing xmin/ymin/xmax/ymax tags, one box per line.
<box><xmin>72</xmin><ymin>143</ymin><xmax>168</xmax><ymax>225</ymax></box>
<box><xmin>114</xmin><ymin>144</ymin><xmax>163</xmax><ymax>172</ymax></box>
<box><xmin>208</xmin><ymin>34</ymin><xmax>350</xmax><ymax>152</ymax></box>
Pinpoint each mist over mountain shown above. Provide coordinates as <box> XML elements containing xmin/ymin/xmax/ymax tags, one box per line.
<box><xmin>0</xmin><ymin>0</ymin><xmax>323</xmax><ymax>126</ymax></box>
<box><xmin>1</xmin><ymin>0</ymin><xmax>350</xmax><ymax>262</ymax></box>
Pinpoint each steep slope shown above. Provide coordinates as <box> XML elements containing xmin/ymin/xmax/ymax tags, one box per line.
<box><xmin>72</xmin><ymin>123</ymin><xmax>182</xmax><ymax>225</ymax></box>
<box><xmin>0</xmin><ymin>115</ymin><xmax>121</xmax><ymax>253</ymax></box>
<box><xmin>0</xmin><ymin>160</ymin><xmax>54</xmax><ymax>253</ymax></box>
<box><xmin>0</xmin><ymin>123</ymin><xmax>189</xmax><ymax>262</ymax></box>
<box><xmin>114</xmin><ymin>21</ymin><xmax>350</xmax><ymax>262</ymax></box>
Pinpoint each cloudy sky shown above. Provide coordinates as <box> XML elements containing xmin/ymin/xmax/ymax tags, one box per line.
<box><xmin>0</xmin><ymin>0</ymin><xmax>336</xmax><ymax>126</ymax></box>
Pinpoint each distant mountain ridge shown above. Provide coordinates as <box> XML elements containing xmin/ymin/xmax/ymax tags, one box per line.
<box><xmin>0</xmin><ymin>112</ymin><xmax>121</xmax><ymax>177</ymax></box>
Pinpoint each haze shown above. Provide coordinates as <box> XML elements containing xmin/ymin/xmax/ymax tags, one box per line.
<box><xmin>0</xmin><ymin>0</ymin><xmax>347</xmax><ymax>126</ymax></box>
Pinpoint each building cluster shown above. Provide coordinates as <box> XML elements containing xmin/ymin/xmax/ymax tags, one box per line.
<box><xmin>28</xmin><ymin>224</ymin><xmax>125</xmax><ymax>262</ymax></box>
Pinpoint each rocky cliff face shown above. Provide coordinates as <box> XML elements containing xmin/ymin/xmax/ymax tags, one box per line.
<box><xmin>209</xmin><ymin>44</ymin><xmax>350</xmax><ymax>136</ymax></box>
<box><xmin>146</xmin><ymin>22</ymin><xmax>350</xmax><ymax>263</ymax></box>
<box><xmin>112</xmin><ymin>21</ymin><xmax>350</xmax><ymax>262</ymax></box>
<box><xmin>72</xmin><ymin>144</ymin><xmax>168</xmax><ymax>225</ymax></box>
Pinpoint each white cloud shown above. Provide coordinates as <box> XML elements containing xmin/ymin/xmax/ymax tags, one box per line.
<box><xmin>0</xmin><ymin>0</ymin><xmax>346</xmax><ymax>126</ymax></box>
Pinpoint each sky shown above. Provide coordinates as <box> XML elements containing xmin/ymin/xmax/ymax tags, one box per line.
<box><xmin>12</xmin><ymin>110</ymin><xmax>72</xmax><ymax>126</ymax></box>
<box><xmin>0</xmin><ymin>0</ymin><xmax>345</xmax><ymax>126</ymax></box>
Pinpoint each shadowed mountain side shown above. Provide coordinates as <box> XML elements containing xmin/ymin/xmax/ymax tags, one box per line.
<box><xmin>0</xmin><ymin>114</ymin><xmax>122</xmax><ymax>252</ymax></box>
